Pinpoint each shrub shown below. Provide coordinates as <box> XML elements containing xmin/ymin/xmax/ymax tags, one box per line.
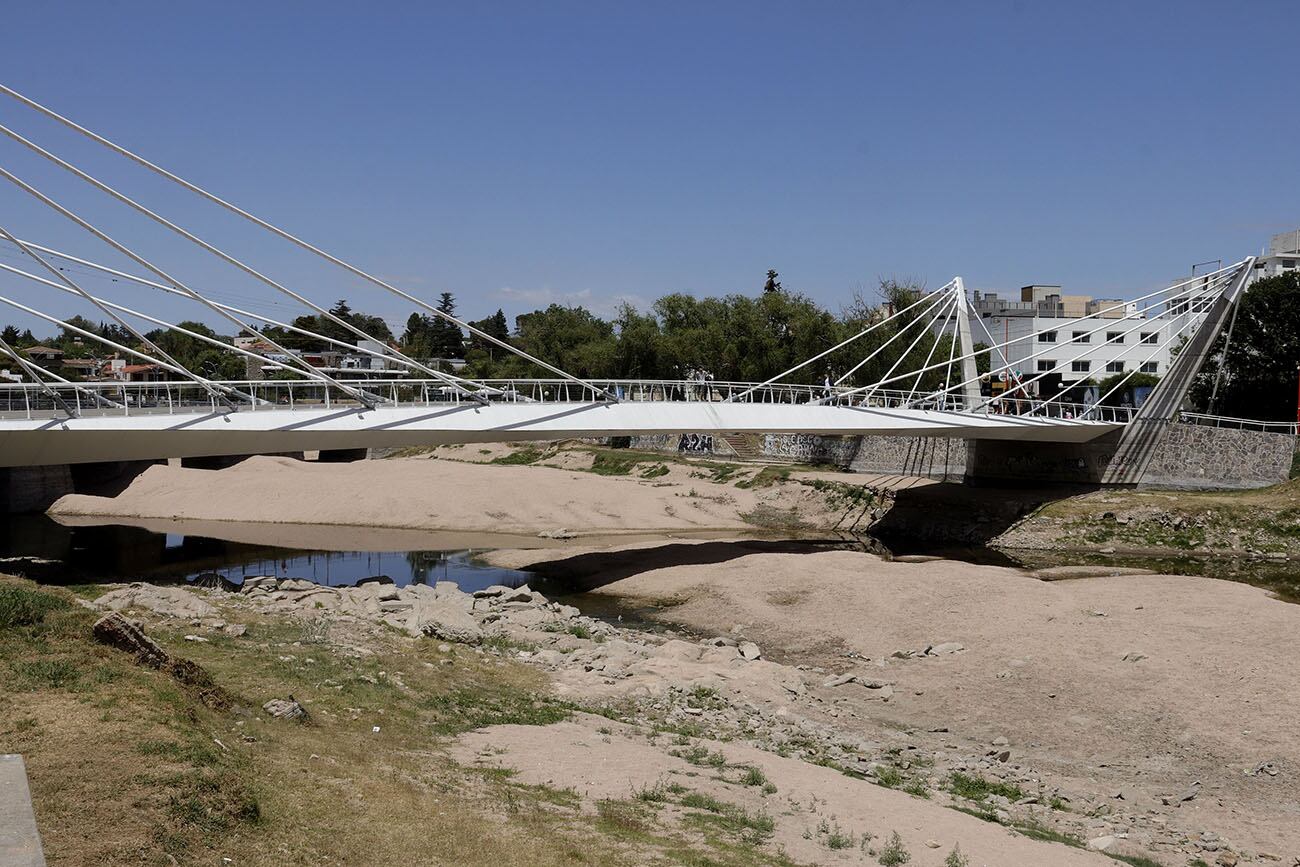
<box><xmin>878</xmin><ymin>831</ymin><xmax>911</xmax><ymax>866</ymax></box>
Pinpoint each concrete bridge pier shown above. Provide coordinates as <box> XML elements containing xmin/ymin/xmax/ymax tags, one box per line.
<box><xmin>1</xmin><ymin>460</ymin><xmax>162</xmax><ymax>514</ymax></box>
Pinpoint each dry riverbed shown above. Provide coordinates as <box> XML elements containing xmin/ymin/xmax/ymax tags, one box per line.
<box><xmin>15</xmin><ymin>444</ymin><xmax>1300</xmax><ymax>865</ymax></box>
<box><xmin>49</xmin><ymin>443</ymin><xmax>894</xmax><ymax>536</ymax></box>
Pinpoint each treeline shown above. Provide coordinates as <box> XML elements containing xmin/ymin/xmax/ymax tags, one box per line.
<box><xmin>2</xmin><ymin>276</ymin><xmax>973</xmax><ymax>392</ymax></box>
<box><xmin>7</xmin><ymin>271</ymin><xmax>1296</xmax><ymax>419</ymax></box>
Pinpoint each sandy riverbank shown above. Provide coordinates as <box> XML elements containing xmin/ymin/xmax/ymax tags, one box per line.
<box><xmin>48</xmin><ymin>446</ymin><xmax>906</xmax><ymax>535</ymax></box>
<box><xmin>486</xmin><ymin>542</ymin><xmax>1300</xmax><ymax>862</ymax></box>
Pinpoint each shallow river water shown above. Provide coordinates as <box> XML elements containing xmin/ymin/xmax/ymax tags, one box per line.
<box><xmin>2</xmin><ymin>514</ymin><xmax>1296</xmax><ymax>605</ymax></box>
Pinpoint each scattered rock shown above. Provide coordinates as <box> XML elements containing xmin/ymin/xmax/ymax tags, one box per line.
<box><xmin>263</xmin><ymin>697</ymin><xmax>311</xmax><ymax>723</ymax></box>
<box><xmin>1249</xmin><ymin>760</ymin><xmax>1280</xmax><ymax>778</ymax></box>
<box><xmin>1121</xmin><ymin>651</ymin><xmax>1148</xmax><ymax>663</ymax></box>
<box><xmin>738</xmin><ymin>641</ymin><xmax>762</xmax><ymax>661</ymax></box>
<box><xmin>1087</xmin><ymin>835</ymin><xmax>1118</xmax><ymax>852</ymax></box>
<box><xmin>537</xmin><ymin>528</ymin><xmax>577</xmax><ymax>539</ymax></box>
<box><xmin>93</xmin><ymin>583</ymin><xmax>220</xmax><ymax>620</ymax></box>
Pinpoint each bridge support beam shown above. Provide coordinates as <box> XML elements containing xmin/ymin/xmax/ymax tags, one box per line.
<box><xmin>953</xmin><ymin>278</ymin><xmax>982</xmax><ymax>409</ymax></box>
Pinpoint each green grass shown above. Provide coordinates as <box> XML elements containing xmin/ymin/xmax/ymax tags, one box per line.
<box><xmin>490</xmin><ymin>447</ymin><xmax>546</xmax><ymax>465</ymax></box>
<box><xmin>677</xmin><ymin>746</ymin><xmax>727</xmax><ymax>768</ymax></box>
<box><xmin>679</xmin><ymin>795</ymin><xmax>775</xmax><ymax>839</ymax></box>
<box><xmin>639</xmin><ymin>463</ymin><xmax>670</xmax><ymax>479</ymax></box>
<box><xmin>947</xmin><ymin>771</ymin><xmax>1024</xmax><ymax>802</ymax></box>
<box><xmin>1010</xmin><ymin>818</ymin><xmax>1083</xmax><ymax>848</ymax></box>
<box><xmin>873</xmin><ymin>766</ymin><xmax>903</xmax><ymax>788</ymax></box>
<box><xmin>0</xmin><ymin>585</ymin><xmax>69</xmax><ymax>629</ymax></box>
<box><xmin>901</xmin><ymin>777</ymin><xmax>930</xmax><ymax>799</ymax></box>
<box><xmin>589</xmin><ymin>452</ymin><xmax>644</xmax><ymax>475</ymax></box>
<box><xmin>418</xmin><ymin>687</ymin><xmax>573</xmax><ymax>734</ymax></box>
<box><xmin>680</xmin><ymin>792</ymin><xmax>726</xmax><ymax>812</ymax></box>
<box><xmin>735</xmin><ymin>466</ymin><xmax>791</xmax><ymax>489</ymax></box>
<box><xmin>11</xmin><ymin>657</ymin><xmax>81</xmax><ymax>689</ymax></box>
<box><xmin>1104</xmin><ymin>855</ymin><xmax>1164</xmax><ymax>867</ymax></box>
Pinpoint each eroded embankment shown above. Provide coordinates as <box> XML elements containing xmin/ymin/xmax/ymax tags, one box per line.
<box><xmin>992</xmin><ymin>479</ymin><xmax>1300</xmax><ymax>559</ymax></box>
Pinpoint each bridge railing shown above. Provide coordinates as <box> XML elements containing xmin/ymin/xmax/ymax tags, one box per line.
<box><xmin>0</xmin><ymin>376</ymin><xmax>1134</xmax><ymax>423</ymax></box>
<box><xmin>1177</xmin><ymin>411</ymin><xmax>1299</xmax><ymax>436</ymax></box>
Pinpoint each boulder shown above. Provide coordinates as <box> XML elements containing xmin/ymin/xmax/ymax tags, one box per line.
<box><xmin>93</xmin><ymin>583</ymin><xmax>220</xmax><ymax>620</ymax></box>
<box><xmin>407</xmin><ymin>599</ymin><xmax>482</xmax><ymax>643</ymax></box>
<box><xmin>738</xmin><ymin>641</ymin><xmax>762</xmax><ymax>661</ymax></box>
<box><xmin>263</xmin><ymin>697</ymin><xmax>310</xmax><ymax>723</ymax></box>
<box><xmin>278</xmin><ymin>579</ymin><xmax>319</xmax><ymax>592</ymax></box>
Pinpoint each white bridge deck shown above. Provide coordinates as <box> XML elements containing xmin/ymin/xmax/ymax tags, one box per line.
<box><xmin>0</xmin><ymin>379</ymin><xmax>1127</xmax><ymax>468</ymax></box>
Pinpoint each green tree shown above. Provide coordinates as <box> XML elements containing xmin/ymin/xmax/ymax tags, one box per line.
<box><xmin>427</xmin><ymin>293</ymin><xmax>465</xmax><ymax>359</ymax></box>
<box><xmin>0</xmin><ymin>325</ymin><xmax>19</xmax><ymax>345</ymax></box>
<box><xmin>762</xmin><ymin>270</ymin><xmax>781</xmax><ymax>294</ymax></box>
<box><xmin>1189</xmin><ymin>272</ymin><xmax>1300</xmax><ymax>420</ymax></box>
<box><xmin>144</xmin><ymin>321</ymin><xmax>244</xmax><ymax>379</ymax></box>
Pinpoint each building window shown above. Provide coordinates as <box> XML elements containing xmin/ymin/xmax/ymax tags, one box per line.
<box><xmin>1284</xmin><ymin>259</ymin><xmax>1296</xmax><ymax>269</ymax></box>
<box><xmin>1037</xmin><ymin>331</ymin><xmax>1057</xmax><ymax>343</ymax></box>
<box><xmin>1071</xmin><ymin>331</ymin><xmax>1090</xmax><ymax>343</ymax></box>
<box><xmin>1140</xmin><ymin>332</ymin><xmax>1158</xmax><ymax>344</ymax></box>
<box><xmin>1140</xmin><ymin>361</ymin><xmax>1158</xmax><ymax>374</ymax></box>
<box><xmin>1106</xmin><ymin>331</ymin><xmax>1124</xmax><ymax>344</ymax></box>
<box><xmin>1036</xmin><ymin>359</ymin><xmax>1055</xmax><ymax>372</ymax></box>
<box><xmin>1106</xmin><ymin>361</ymin><xmax>1124</xmax><ymax>373</ymax></box>
<box><xmin>1071</xmin><ymin>360</ymin><xmax>1091</xmax><ymax>373</ymax></box>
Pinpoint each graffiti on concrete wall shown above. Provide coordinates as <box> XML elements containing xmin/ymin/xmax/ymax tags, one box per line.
<box><xmin>678</xmin><ymin>433</ymin><xmax>715</xmax><ymax>454</ymax></box>
<box><xmin>761</xmin><ymin>434</ymin><xmax>858</xmax><ymax>465</ymax></box>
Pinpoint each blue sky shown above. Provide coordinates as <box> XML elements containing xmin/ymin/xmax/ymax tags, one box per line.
<box><xmin>1</xmin><ymin>0</ymin><xmax>1296</xmax><ymax>336</ymax></box>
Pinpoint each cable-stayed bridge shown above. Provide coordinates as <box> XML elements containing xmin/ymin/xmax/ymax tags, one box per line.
<box><xmin>0</xmin><ymin>83</ymin><xmax>1257</xmax><ymax>484</ymax></box>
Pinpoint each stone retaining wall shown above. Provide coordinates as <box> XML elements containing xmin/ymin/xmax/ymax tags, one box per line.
<box><xmin>849</xmin><ymin>436</ymin><xmax>967</xmax><ymax>481</ymax></box>
<box><xmin>1140</xmin><ymin>423</ymin><xmax>1295</xmax><ymax>490</ymax></box>
<box><xmin>964</xmin><ymin>423</ymin><xmax>1295</xmax><ymax>490</ymax></box>
<box><xmin>619</xmin><ymin>423</ymin><xmax>1293</xmax><ymax>490</ymax></box>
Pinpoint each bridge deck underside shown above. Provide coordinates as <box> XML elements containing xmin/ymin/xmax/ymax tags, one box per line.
<box><xmin>0</xmin><ymin>402</ymin><xmax>1122</xmax><ymax>468</ymax></box>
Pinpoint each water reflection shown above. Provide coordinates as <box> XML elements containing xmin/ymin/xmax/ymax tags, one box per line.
<box><xmin>0</xmin><ymin>514</ymin><xmax>530</xmax><ymax>592</ymax></box>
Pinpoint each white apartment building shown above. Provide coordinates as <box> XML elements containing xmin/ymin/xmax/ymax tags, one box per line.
<box><xmin>1249</xmin><ymin>229</ymin><xmax>1300</xmax><ymax>283</ymax></box>
<box><xmin>955</xmin><ymin>283</ymin><xmax>1201</xmax><ymax>391</ymax></box>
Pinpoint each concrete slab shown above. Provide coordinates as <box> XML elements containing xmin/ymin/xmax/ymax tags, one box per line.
<box><xmin>0</xmin><ymin>755</ymin><xmax>45</xmax><ymax>867</ymax></box>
